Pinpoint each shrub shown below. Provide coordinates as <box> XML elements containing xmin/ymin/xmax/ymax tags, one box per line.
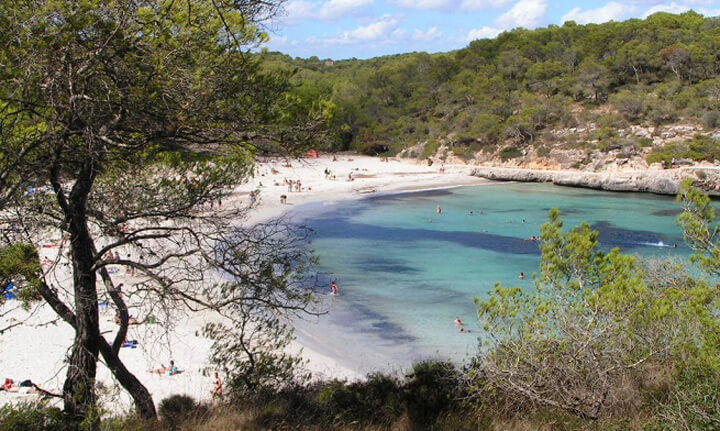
<box><xmin>536</xmin><ymin>146</ymin><xmax>551</xmax><ymax>157</ymax></box>
<box><xmin>316</xmin><ymin>373</ymin><xmax>404</xmax><ymax>425</ymax></box>
<box><xmin>646</xmin><ymin>135</ymin><xmax>720</xmax><ymax>165</ymax></box>
<box><xmin>500</xmin><ymin>147</ymin><xmax>523</xmax><ymax>161</ymax></box>
<box><xmin>403</xmin><ymin>361</ymin><xmax>462</xmax><ymax>429</ymax></box>
<box><xmin>421</xmin><ymin>139</ymin><xmax>441</xmax><ymax>159</ymax></box>
<box><xmin>610</xmin><ymin>91</ymin><xmax>645</xmax><ymax>121</ymax></box>
<box><xmin>701</xmin><ymin>110</ymin><xmax>720</xmax><ymax>129</ymax></box>
<box><xmin>0</xmin><ymin>403</ymin><xmax>75</xmax><ymax>431</ymax></box>
<box><xmin>158</xmin><ymin>394</ymin><xmax>206</xmax><ymax>430</ymax></box>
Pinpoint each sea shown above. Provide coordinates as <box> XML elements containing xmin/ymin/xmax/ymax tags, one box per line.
<box><xmin>287</xmin><ymin>182</ymin><xmax>699</xmax><ymax>376</ymax></box>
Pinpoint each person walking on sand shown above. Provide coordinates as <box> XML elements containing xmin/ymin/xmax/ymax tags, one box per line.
<box><xmin>212</xmin><ymin>372</ymin><xmax>223</xmax><ymax>403</ymax></box>
<box><xmin>330</xmin><ymin>281</ymin><xmax>338</xmax><ymax>295</ymax></box>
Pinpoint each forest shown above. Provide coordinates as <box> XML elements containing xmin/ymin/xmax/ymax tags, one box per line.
<box><xmin>263</xmin><ymin>11</ymin><xmax>720</xmax><ymax>164</ymax></box>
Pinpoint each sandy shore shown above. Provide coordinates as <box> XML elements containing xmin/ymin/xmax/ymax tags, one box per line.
<box><xmin>0</xmin><ymin>155</ymin><xmax>487</xmax><ymax>413</ymax></box>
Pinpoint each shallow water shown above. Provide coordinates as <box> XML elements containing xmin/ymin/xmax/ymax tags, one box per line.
<box><xmin>290</xmin><ymin>183</ymin><xmax>696</xmax><ymax>375</ymax></box>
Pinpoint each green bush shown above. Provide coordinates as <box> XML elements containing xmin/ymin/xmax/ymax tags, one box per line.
<box><xmin>421</xmin><ymin>139</ymin><xmax>441</xmax><ymax>159</ymax></box>
<box><xmin>610</xmin><ymin>91</ymin><xmax>645</xmax><ymax>121</ymax></box>
<box><xmin>500</xmin><ymin>147</ymin><xmax>523</xmax><ymax>161</ymax></box>
<box><xmin>403</xmin><ymin>361</ymin><xmax>462</xmax><ymax>428</ymax></box>
<box><xmin>158</xmin><ymin>394</ymin><xmax>206</xmax><ymax>430</ymax></box>
<box><xmin>0</xmin><ymin>403</ymin><xmax>74</xmax><ymax>431</ymax></box>
<box><xmin>316</xmin><ymin>373</ymin><xmax>404</xmax><ymax>425</ymax></box>
<box><xmin>702</xmin><ymin>110</ymin><xmax>720</xmax><ymax>129</ymax></box>
<box><xmin>646</xmin><ymin>135</ymin><xmax>720</xmax><ymax>165</ymax></box>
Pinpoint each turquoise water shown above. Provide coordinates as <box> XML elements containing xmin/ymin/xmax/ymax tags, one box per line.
<box><xmin>291</xmin><ymin>183</ymin><xmax>695</xmax><ymax>374</ymax></box>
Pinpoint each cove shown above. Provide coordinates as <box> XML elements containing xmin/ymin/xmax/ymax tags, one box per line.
<box><xmin>289</xmin><ymin>182</ymin><xmax>696</xmax><ymax>375</ymax></box>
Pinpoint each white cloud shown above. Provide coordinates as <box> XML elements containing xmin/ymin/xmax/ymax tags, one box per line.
<box><xmin>412</xmin><ymin>27</ymin><xmax>443</xmax><ymax>41</ymax></box>
<box><xmin>284</xmin><ymin>0</ymin><xmax>372</xmax><ymax>21</ymax></box>
<box><xmin>319</xmin><ymin>0</ymin><xmax>374</xmax><ymax>18</ymax></box>
<box><xmin>286</xmin><ymin>0</ymin><xmax>316</xmax><ymax>18</ymax></box>
<box><xmin>496</xmin><ymin>0</ymin><xmax>547</xmax><ymax>28</ymax></box>
<box><xmin>561</xmin><ymin>2</ymin><xmax>631</xmax><ymax>24</ymax></box>
<box><xmin>642</xmin><ymin>2</ymin><xmax>692</xmax><ymax>16</ymax></box>
<box><xmin>340</xmin><ymin>16</ymin><xmax>400</xmax><ymax>42</ymax></box>
<box><xmin>461</xmin><ymin>0</ymin><xmax>513</xmax><ymax>10</ymax></box>
<box><xmin>394</xmin><ymin>0</ymin><xmax>454</xmax><ymax>9</ymax></box>
<box><xmin>466</xmin><ymin>26</ymin><xmax>502</xmax><ymax>41</ymax></box>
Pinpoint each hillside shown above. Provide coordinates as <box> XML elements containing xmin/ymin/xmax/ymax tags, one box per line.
<box><xmin>262</xmin><ymin>11</ymin><xmax>720</xmax><ymax>174</ymax></box>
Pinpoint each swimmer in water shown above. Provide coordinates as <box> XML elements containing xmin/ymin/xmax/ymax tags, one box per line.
<box><xmin>519</xmin><ymin>272</ymin><xmax>525</xmax><ymax>280</ymax></box>
<box><xmin>436</xmin><ymin>205</ymin><xmax>442</xmax><ymax>214</ymax></box>
<box><xmin>454</xmin><ymin>317</ymin><xmax>463</xmax><ymax>326</ymax></box>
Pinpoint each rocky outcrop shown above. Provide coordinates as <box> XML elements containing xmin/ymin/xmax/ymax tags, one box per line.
<box><xmin>472</xmin><ymin>166</ymin><xmax>720</xmax><ymax>196</ymax></box>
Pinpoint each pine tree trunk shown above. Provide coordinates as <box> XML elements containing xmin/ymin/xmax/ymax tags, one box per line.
<box><xmin>63</xmin><ymin>214</ymin><xmax>101</xmax><ymax>424</ymax></box>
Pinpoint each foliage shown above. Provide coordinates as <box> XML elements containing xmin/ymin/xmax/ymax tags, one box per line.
<box><xmin>471</xmin><ymin>209</ymin><xmax>690</xmax><ymax>420</ymax></box>
<box><xmin>158</xmin><ymin>394</ymin><xmax>207</xmax><ymax>430</ymax></box>
<box><xmin>0</xmin><ymin>403</ymin><xmax>74</xmax><ymax>431</ymax></box>
<box><xmin>0</xmin><ymin>0</ymin><xmax>323</xmax><ymax>423</ymax></box>
<box><xmin>263</xmin><ymin>12</ymin><xmax>720</xmax><ymax>155</ymax></box>
<box><xmin>499</xmin><ymin>147</ymin><xmax>523</xmax><ymax>161</ymax></box>
<box><xmin>677</xmin><ymin>179</ymin><xmax>720</xmax><ymax>277</ymax></box>
<box><xmin>403</xmin><ymin>361</ymin><xmax>462</xmax><ymax>428</ymax></box>
<box><xmin>316</xmin><ymin>373</ymin><xmax>404</xmax><ymax>425</ymax></box>
<box><xmin>702</xmin><ymin>110</ymin><xmax>720</xmax><ymax>129</ymax></box>
<box><xmin>646</xmin><ymin>135</ymin><xmax>720</xmax><ymax>165</ymax></box>
<box><xmin>0</xmin><ymin>243</ymin><xmax>43</xmax><ymax>305</ymax></box>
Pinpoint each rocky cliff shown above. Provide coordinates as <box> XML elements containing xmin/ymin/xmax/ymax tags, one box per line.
<box><xmin>471</xmin><ymin>166</ymin><xmax>720</xmax><ymax>196</ymax></box>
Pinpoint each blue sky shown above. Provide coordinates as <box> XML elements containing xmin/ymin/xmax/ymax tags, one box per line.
<box><xmin>261</xmin><ymin>0</ymin><xmax>720</xmax><ymax>59</ymax></box>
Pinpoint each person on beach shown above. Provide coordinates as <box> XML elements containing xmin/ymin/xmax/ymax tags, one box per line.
<box><xmin>436</xmin><ymin>205</ymin><xmax>442</xmax><ymax>214</ymax></box>
<box><xmin>150</xmin><ymin>360</ymin><xmax>178</xmax><ymax>376</ymax></box>
<box><xmin>212</xmin><ymin>372</ymin><xmax>223</xmax><ymax>403</ymax></box>
<box><xmin>330</xmin><ymin>281</ymin><xmax>338</xmax><ymax>295</ymax></box>
<box><xmin>280</xmin><ymin>194</ymin><xmax>287</xmax><ymax>204</ymax></box>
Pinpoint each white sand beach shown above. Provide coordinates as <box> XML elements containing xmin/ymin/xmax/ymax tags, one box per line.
<box><xmin>0</xmin><ymin>155</ymin><xmax>487</xmax><ymax>413</ymax></box>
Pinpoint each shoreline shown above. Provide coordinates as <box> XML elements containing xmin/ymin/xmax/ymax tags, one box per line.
<box><xmin>238</xmin><ymin>156</ymin><xmax>491</xmax><ymax>380</ymax></box>
<box><xmin>471</xmin><ymin>165</ymin><xmax>720</xmax><ymax>197</ymax></box>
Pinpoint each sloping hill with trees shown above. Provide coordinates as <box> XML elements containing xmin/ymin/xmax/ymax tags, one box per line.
<box><xmin>263</xmin><ymin>11</ymin><xmax>720</xmax><ymax>170</ymax></box>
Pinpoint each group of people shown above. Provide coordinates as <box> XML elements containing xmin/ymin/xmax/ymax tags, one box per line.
<box><xmin>284</xmin><ymin>178</ymin><xmax>303</xmax><ymax>192</ymax></box>
<box><xmin>454</xmin><ymin>317</ymin><xmax>471</xmax><ymax>333</ymax></box>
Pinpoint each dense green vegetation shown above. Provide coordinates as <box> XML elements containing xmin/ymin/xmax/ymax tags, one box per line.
<box><xmin>263</xmin><ymin>12</ymin><xmax>720</xmax><ymax>160</ymax></box>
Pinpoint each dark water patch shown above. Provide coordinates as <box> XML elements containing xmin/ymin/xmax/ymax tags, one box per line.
<box><xmin>591</xmin><ymin>221</ymin><xmax>674</xmax><ymax>249</ymax></box>
<box><xmin>652</xmin><ymin>208</ymin><xmax>683</xmax><ymax>217</ymax></box>
<box><xmin>366</xmin><ymin>188</ymin><xmax>454</xmax><ymax>202</ymax></box>
<box><xmin>355</xmin><ymin>256</ymin><xmax>419</xmax><ymax>274</ymax></box>
<box><xmin>541</xmin><ymin>207</ymin><xmax>585</xmax><ymax>215</ymax></box>
<box><xmin>363</xmin><ymin>321</ymin><xmax>417</xmax><ymax>342</ymax></box>
<box><xmin>307</xmin><ymin>216</ymin><xmax>541</xmax><ymax>255</ymax></box>
<box><xmin>493</xmin><ymin>208</ymin><xmax>526</xmax><ymax>213</ymax></box>
<box><xmin>334</xmin><ymin>299</ymin><xmax>418</xmax><ymax>343</ymax></box>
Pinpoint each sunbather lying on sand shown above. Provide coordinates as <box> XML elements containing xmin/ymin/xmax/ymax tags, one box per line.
<box><xmin>1</xmin><ymin>378</ymin><xmax>59</xmax><ymax>397</ymax></box>
<box><xmin>149</xmin><ymin>360</ymin><xmax>178</xmax><ymax>376</ymax></box>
